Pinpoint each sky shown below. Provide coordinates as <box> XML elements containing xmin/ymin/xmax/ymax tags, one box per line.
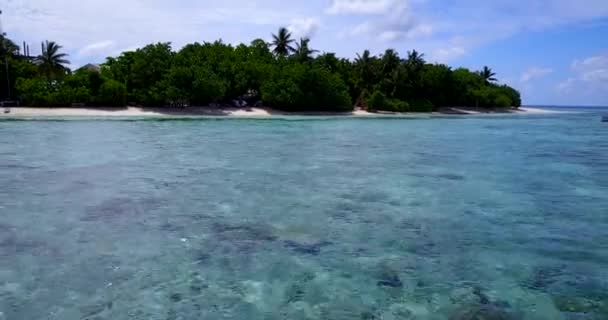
<box><xmin>2</xmin><ymin>0</ymin><xmax>608</xmax><ymax>106</ymax></box>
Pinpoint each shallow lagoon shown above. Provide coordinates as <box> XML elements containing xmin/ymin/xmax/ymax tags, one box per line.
<box><xmin>1</xmin><ymin>111</ymin><xmax>607</xmax><ymax>319</ymax></box>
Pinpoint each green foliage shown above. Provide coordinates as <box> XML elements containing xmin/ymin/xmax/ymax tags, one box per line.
<box><xmin>388</xmin><ymin>99</ymin><xmax>410</xmax><ymax>112</ymax></box>
<box><xmin>64</xmin><ymin>69</ymin><xmax>104</xmax><ymax>98</ymax></box>
<box><xmin>294</xmin><ymin>38</ymin><xmax>318</xmax><ymax>63</ymax></box>
<box><xmin>0</xmin><ymin>35</ymin><xmax>20</xmax><ymax>57</ymax></box>
<box><xmin>5</xmin><ymin>34</ymin><xmax>522</xmax><ymax>110</ymax></box>
<box><xmin>366</xmin><ymin>90</ymin><xmax>386</xmax><ymax>112</ymax></box>
<box><xmin>162</xmin><ymin>42</ymin><xmax>235</xmax><ymax>105</ymax></box>
<box><xmin>98</xmin><ymin>79</ymin><xmax>127</xmax><ymax>106</ymax></box>
<box><xmin>50</xmin><ymin>86</ymin><xmax>90</xmax><ymax>105</ymax></box>
<box><xmin>494</xmin><ymin>94</ymin><xmax>512</xmax><ymax>109</ymax></box>
<box><xmin>410</xmin><ymin>99</ymin><xmax>435</xmax><ymax>112</ymax></box>
<box><xmin>354</xmin><ymin>50</ymin><xmax>380</xmax><ymax>94</ymax></box>
<box><xmin>468</xmin><ymin>85</ymin><xmax>519</xmax><ymax>109</ymax></box>
<box><xmin>452</xmin><ymin>68</ymin><xmax>484</xmax><ymax>106</ymax></box>
<box><xmin>191</xmin><ymin>66</ymin><xmax>228</xmax><ymax>104</ymax></box>
<box><xmin>261</xmin><ymin>64</ymin><xmax>351</xmax><ymax>111</ymax></box>
<box><xmin>101</xmin><ymin>52</ymin><xmax>135</xmax><ymax>89</ymax></box>
<box><xmin>419</xmin><ymin>64</ymin><xmax>452</xmax><ymax>107</ymax></box>
<box><xmin>15</xmin><ymin>77</ymin><xmax>89</xmax><ymax>106</ymax></box>
<box><xmin>366</xmin><ymin>91</ymin><xmax>410</xmax><ymax>112</ymax></box>
<box><xmin>129</xmin><ymin>43</ymin><xmax>174</xmax><ymax>105</ymax></box>
<box><xmin>1</xmin><ymin>56</ymin><xmax>38</xmax><ymax>100</ymax></box>
<box><xmin>500</xmin><ymin>85</ymin><xmax>522</xmax><ymax>108</ymax></box>
<box><xmin>15</xmin><ymin>77</ymin><xmax>51</xmax><ymax>106</ymax></box>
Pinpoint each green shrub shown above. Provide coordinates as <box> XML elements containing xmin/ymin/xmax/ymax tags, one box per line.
<box><xmin>15</xmin><ymin>78</ymin><xmax>90</xmax><ymax>106</ymax></box>
<box><xmin>44</xmin><ymin>86</ymin><xmax>90</xmax><ymax>106</ymax></box>
<box><xmin>498</xmin><ymin>85</ymin><xmax>521</xmax><ymax>108</ymax></box>
<box><xmin>261</xmin><ymin>64</ymin><xmax>352</xmax><ymax>112</ymax></box>
<box><xmin>410</xmin><ymin>99</ymin><xmax>435</xmax><ymax>112</ymax></box>
<box><xmin>261</xmin><ymin>77</ymin><xmax>302</xmax><ymax>110</ymax></box>
<box><xmin>191</xmin><ymin>67</ymin><xmax>228</xmax><ymax>104</ymax></box>
<box><xmin>494</xmin><ymin>94</ymin><xmax>512</xmax><ymax>108</ymax></box>
<box><xmin>388</xmin><ymin>99</ymin><xmax>410</xmax><ymax>112</ymax></box>
<box><xmin>366</xmin><ymin>91</ymin><xmax>409</xmax><ymax>112</ymax></box>
<box><xmin>15</xmin><ymin>77</ymin><xmax>50</xmax><ymax>106</ymax></box>
<box><xmin>366</xmin><ymin>90</ymin><xmax>386</xmax><ymax>112</ymax></box>
<box><xmin>69</xmin><ymin>86</ymin><xmax>91</xmax><ymax>103</ymax></box>
<box><xmin>98</xmin><ymin>79</ymin><xmax>128</xmax><ymax>106</ymax></box>
<box><xmin>46</xmin><ymin>89</ymin><xmax>71</xmax><ymax>106</ymax></box>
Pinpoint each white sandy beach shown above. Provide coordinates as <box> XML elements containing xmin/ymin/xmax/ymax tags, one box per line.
<box><xmin>0</xmin><ymin>106</ymin><xmax>383</xmax><ymax>118</ymax></box>
<box><xmin>1</xmin><ymin>107</ymin><xmax>166</xmax><ymax>117</ymax></box>
<box><xmin>441</xmin><ymin>107</ymin><xmax>566</xmax><ymax>115</ymax></box>
<box><xmin>0</xmin><ymin>106</ymin><xmax>274</xmax><ymax>117</ymax></box>
<box><xmin>0</xmin><ymin>106</ymin><xmax>561</xmax><ymax>118</ymax></box>
<box><xmin>517</xmin><ymin>107</ymin><xmax>566</xmax><ymax>114</ymax></box>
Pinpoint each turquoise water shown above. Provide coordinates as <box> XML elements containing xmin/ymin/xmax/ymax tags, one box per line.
<box><xmin>1</xmin><ymin>110</ymin><xmax>607</xmax><ymax>319</ymax></box>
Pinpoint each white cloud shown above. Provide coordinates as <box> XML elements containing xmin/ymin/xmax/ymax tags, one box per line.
<box><xmin>339</xmin><ymin>22</ymin><xmax>372</xmax><ymax>39</ymax></box>
<box><xmin>556</xmin><ymin>53</ymin><xmax>608</xmax><ymax>102</ymax></box>
<box><xmin>2</xmin><ymin>0</ymin><xmax>311</xmax><ymax>65</ymax></box>
<box><xmin>326</xmin><ymin>0</ymin><xmax>395</xmax><ymax>15</ymax></box>
<box><xmin>572</xmin><ymin>53</ymin><xmax>608</xmax><ymax>85</ymax></box>
<box><xmin>377</xmin><ymin>24</ymin><xmax>433</xmax><ymax>42</ymax></box>
<box><xmin>430</xmin><ymin>46</ymin><xmax>466</xmax><ymax>63</ymax></box>
<box><xmin>329</xmin><ymin>0</ymin><xmax>608</xmax><ymax>55</ymax></box>
<box><xmin>433</xmin><ymin>0</ymin><xmax>608</xmax><ymax>36</ymax></box>
<box><xmin>572</xmin><ymin>53</ymin><xmax>608</xmax><ymax>84</ymax></box>
<box><xmin>333</xmin><ymin>0</ymin><xmax>434</xmax><ymax>43</ymax></box>
<box><xmin>288</xmin><ymin>18</ymin><xmax>321</xmax><ymax>39</ymax></box>
<box><xmin>4</xmin><ymin>0</ymin><xmax>608</xmax><ymax>77</ymax></box>
<box><xmin>521</xmin><ymin>67</ymin><xmax>553</xmax><ymax>82</ymax></box>
<box><xmin>78</xmin><ymin>40</ymin><xmax>114</xmax><ymax>57</ymax></box>
<box><xmin>379</xmin><ymin>31</ymin><xmax>401</xmax><ymax>42</ymax></box>
<box><xmin>407</xmin><ymin>24</ymin><xmax>433</xmax><ymax>38</ymax></box>
<box><xmin>573</xmin><ymin>55</ymin><xmax>608</xmax><ymax>69</ymax></box>
<box><xmin>582</xmin><ymin>69</ymin><xmax>608</xmax><ymax>83</ymax></box>
<box><xmin>556</xmin><ymin>78</ymin><xmax>576</xmax><ymax>92</ymax></box>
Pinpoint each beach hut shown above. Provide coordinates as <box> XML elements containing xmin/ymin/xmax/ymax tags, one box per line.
<box><xmin>79</xmin><ymin>63</ymin><xmax>101</xmax><ymax>73</ymax></box>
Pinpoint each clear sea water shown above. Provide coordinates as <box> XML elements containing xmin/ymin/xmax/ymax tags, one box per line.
<box><xmin>1</xmin><ymin>109</ymin><xmax>607</xmax><ymax>320</ymax></box>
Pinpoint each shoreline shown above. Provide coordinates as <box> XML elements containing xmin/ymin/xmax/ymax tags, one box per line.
<box><xmin>0</xmin><ymin>106</ymin><xmax>564</xmax><ymax>118</ymax></box>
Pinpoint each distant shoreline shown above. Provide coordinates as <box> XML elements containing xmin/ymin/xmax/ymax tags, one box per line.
<box><xmin>0</xmin><ymin>106</ymin><xmax>563</xmax><ymax>118</ymax></box>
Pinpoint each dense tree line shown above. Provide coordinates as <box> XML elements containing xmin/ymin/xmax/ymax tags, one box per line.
<box><xmin>0</xmin><ymin>28</ymin><xmax>521</xmax><ymax>111</ymax></box>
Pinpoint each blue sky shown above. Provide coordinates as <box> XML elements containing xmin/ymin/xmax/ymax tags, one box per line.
<box><xmin>3</xmin><ymin>0</ymin><xmax>608</xmax><ymax>105</ymax></box>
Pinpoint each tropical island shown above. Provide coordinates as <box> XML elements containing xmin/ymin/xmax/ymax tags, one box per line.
<box><xmin>0</xmin><ymin>28</ymin><xmax>522</xmax><ymax>115</ymax></box>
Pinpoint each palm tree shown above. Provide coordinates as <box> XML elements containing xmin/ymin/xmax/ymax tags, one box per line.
<box><xmin>355</xmin><ymin>50</ymin><xmax>380</xmax><ymax>104</ymax></box>
<box><xmin>403</xmin><ymin>49</ymin><xmax>426</xmax><ymax>95</ymax></box>
<box><xmin>479</xmin><ymin>66</ymin><xmax>497</xmax><ymax>84</ymax></box>
<box><xmin>36</xmin><ymin>41</ymin><xmax>70</xmax><ymax>82</ymax></box>
<box><xmin>316</xmin><ymin>52</ymin><xmax>339</xmax><ymax>72</ymax></box>
<box><xmin>380</xmin><ymin>49</ymin><xmax>402</xmax><ymax>98</ymax></box>
<box><xmin>270</xmin><ymin>27</ymin><xmax>295</xmax><ymax>57</ymax></box>
<box><xmin>1</xmin><ymin>35</ymin><xmax>20</xmax><ymax>100</ymax></box>
<box><xmin>0</xmin><ymin>35</ymin><xmax>19</xmax><ymax>58</ymax></box>
<box><xmin>381</xmin><ymin>49</ymin><xmax>400</xmax><ymax>75</ymax></box>
<box><xmin>405</xmin><ymin>49</ymin><xmax>425</xmax><ymax>70</ymax></box>
<box><xmin>294</xmin><ymin>38</ymin><xmax>318</xmax><ymax>62</ymax></box>
<box><xmin>355</xmin><ymin>50</ymin><xmax>375</xmax><ymax>85</ymax></box>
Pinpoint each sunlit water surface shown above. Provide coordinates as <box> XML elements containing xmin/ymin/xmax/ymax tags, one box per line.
<box><xmin>1</xmin><ymin>109</ymin><xmax>607</xmax><ymax>319</ymax></box>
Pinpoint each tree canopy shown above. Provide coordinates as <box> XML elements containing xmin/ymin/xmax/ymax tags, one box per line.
<box><xmin>3</xmin><ymin>27</ymin><xmax>522</xmax><ymax>111</ymax></box>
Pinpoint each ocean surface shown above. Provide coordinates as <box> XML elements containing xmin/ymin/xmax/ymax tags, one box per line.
<box><xmin>1</xmin><ymin>108</ymin><xmax>607</xmax><ymax>320</ymax></box>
